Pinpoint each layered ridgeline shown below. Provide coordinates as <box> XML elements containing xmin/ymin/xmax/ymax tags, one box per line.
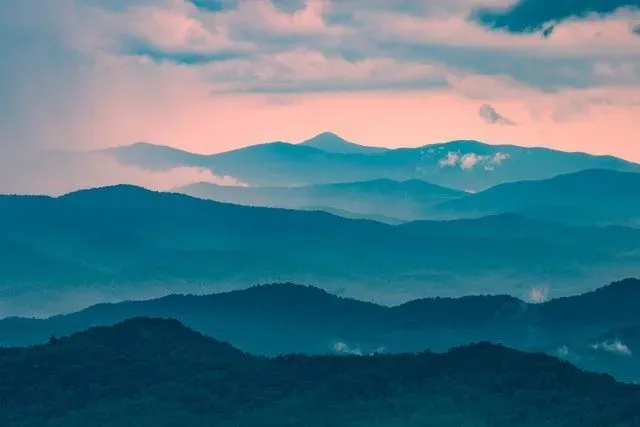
<box><xmin>175</xmin><ymin>179</ymin><xmax>465</xmax><ymax>223</ymax></box>
<box><xmin>1</xmin><ymin>317</ymin><xmax>639</xmax><ymax>427</ymax></box>
<box><xmin>102</xmin><ymin>132</ymin><xmax>640</xmax><ymax>191</ymax></box>
<box><xmin>2</xmin><ymin>186</ymin><xmax>640</xmax><ymax>316</ymax></box>
<box><xmin>3</xmin><ymin>279</ymin><xmax>640</xmax><ymax>383</ymax></box>
<box><xmin>175</xmin><ymin>169</ymin><xmax>640</xmax><ymax>227</ymax></box>
<box><xmin>433</xmin><ymin>169</ymin><xmax>640</xmax><ymax>227</ymax></box>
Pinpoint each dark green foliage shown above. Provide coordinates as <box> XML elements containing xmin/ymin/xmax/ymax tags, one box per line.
<box><xmin>2</xmin><ymin>318</ymin><xmax>640</xmax><ymax>427</ymax></box>
<box><xmin>3</xmin><ymin>279</ymin><xmax>640</xmax><ymax>382</ymax></box>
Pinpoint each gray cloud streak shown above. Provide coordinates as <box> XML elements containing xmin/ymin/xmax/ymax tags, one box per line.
<box><xmin>479</xmin><ymin>104</ymin><xmax>517</xmax><ymax>125</ymax></box>
<box><xmin>472</xmin><ymin>0</ymin><xmax>640</xmax><ymax>33</ymax></box>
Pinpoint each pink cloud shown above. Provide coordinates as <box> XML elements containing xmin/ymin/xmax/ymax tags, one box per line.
<box><xmin>2</xmin><ymin>0</ymin><xmax>640</xmax><ymax>179</ymax></box>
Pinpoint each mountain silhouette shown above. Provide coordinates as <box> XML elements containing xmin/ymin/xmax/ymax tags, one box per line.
<box><xmin>434</xmin><ymin>169</ymin><xmax>640</xmax><ymax>226</ymax></box>
<box><xmin>299</xmin><ymin>131</ymin><xmax>389</xmax><ymax>154</ymax></box>
<box><xmin>2</xmin><ymin>186</ymin><xmax>640</xmax><ymax>316</ymax></box>
<box><xmin>175</xmin><ymin>178</ymin><xmax>465</xmax><ymax>222</ymax></box>
<box><xmin>2</xmin><ymin>317</ymin><xmax>639</xmax><ymax>426</ymax></box>
<box><xmin>4</xmin><ymin>278</ymin><xmax>640</xmax><ymax>381</ymax></box>
<box><xmin>100</xmin><ymin>137</ymin><xmax>640</xmax><ymax>191</ymax></box>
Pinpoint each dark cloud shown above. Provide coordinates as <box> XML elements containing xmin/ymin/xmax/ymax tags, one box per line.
<box><xmin>189</xmin><ymin>0</ymin><xmax>236</xmax><ymax>12</ymax></box>
<box><xmin>633</xmin><ymin>23</ymin><xmax>640</xmax><ymax>35</ymax></box>
<box><xmin>479</xmin><ymin>104</ymin><xmax>516</xmax><ymax>125</ymax></box>
<box><xmin>365</xmin><ymin>40</ymin><xmax>612</xmax><ymax>91</ymax></box>
<box><xmin>189</xmin><ymin>0</ymin><xmax>304</xmax><ymax>13</ymax></box>
<box><xmin>271</xmin><ymin>0</ymin><xmax>306</xmax><ymax>13</ymax></box>
<box><xmin>471</xmin><ymin>0</ymin><xmax>640</xmax><ymax>33</ymax></box>
<box><xmin>121</xmin><ymin>38</ymin><xmax>243</xmax><ymax>65</ymax></box>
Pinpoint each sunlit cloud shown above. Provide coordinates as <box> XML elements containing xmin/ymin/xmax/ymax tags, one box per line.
<box><xmin>1</xmin><ymin>0</ymin><xmax>640</xmax><ymax>183</ymax></box>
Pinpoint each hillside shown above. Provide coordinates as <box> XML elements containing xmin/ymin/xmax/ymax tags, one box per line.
<box><xmin>1</xmin><ymin>318</ymin><xmax>639</xmax><ymax>427</ymax></box>
<box><xmin>175</xmin><ymin>178</ymin><xmax>465</xmax><ymax>222</ymax></box>
<box><xmin>3</xmin><ymin>279</ymin><xmax>640</xmax><ymax>381</ymax></box>
<box><xmin>434</xmin><ymin>169</ymin><xmax>640</xmax><ymax>226</ymax></box>
<box><xmin>2</xmin><ymin>186</ymin><xmax>640</xmax><ymax>316</ymax></box>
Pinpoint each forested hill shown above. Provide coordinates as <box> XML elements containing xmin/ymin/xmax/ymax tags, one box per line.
<box><xmin>1</xmin><ymin>317</ymin><xmax>639</xmax><ymax>427</ymax></box>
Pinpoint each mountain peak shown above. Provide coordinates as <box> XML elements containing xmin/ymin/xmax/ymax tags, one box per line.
<box><xmin>300</xmin><ymin>132</ymin><xmax>388</xmax><ymax>154</ymax></box>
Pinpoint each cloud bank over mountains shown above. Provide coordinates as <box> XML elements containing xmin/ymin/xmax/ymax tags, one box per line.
<box><xmin>1</xmin><ymin>0</ymin><xmax>639</xmax><ymax>170</ymax></box>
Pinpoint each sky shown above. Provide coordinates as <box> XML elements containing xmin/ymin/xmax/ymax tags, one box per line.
<box><xmin>1</xmin><ymin>0</ymin><xmax>640</xmax><ymax>192</ymax></box>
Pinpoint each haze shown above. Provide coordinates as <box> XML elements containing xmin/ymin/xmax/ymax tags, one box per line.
<box><xmin>2</xmin><ymin>0</ymin><xmax>640</xmax><ymax>163</ymax></box>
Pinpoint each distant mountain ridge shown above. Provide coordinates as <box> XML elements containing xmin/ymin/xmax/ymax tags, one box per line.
<box><xmin>434</xmin><ymin>169</ymin><xmax>640</xmax><ymax>226</ymax></box>
<box><xmin>299</xmin><ymin>131</ymin><xmax>388</xmax><ymax>154</ymax></box>
<box><xmin>3</xmin><ymin>278</ymin><xmax>640</xmax><ymax>382</ymax></box>
<box><xmin>3</xmin><ymin>185</ymin><xmax>640</xmax><ymax>316</ymax></box>
<box><xmin>101</xmin><ymin>133</ymin><xmax>640</xmax><ymax>191</ymax></box>
<box><xmin>175</xmin><ymin>178</ymin><xmax>465</xmax><ymax>222</ymax></box>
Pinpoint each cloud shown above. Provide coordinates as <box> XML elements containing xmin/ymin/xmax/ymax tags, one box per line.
<box><xmin>527</xmin><ymin>286</ymin><xmax>549</xmax><ymax>303</ymax></box>
<box><xmin>0</xmin><ymin>152</ymin><xmax>247</xmax><ymax>196</ymax></box>
<box><xmin>1</xmin><ymin>0</ymin><xmax>640</xmax><ymax>187</ymax></box>
<box><xmin>331</xmin><ymin>341</ymin><xmax>363</xmax><ymax>356</ymax></box>
<box><xmin>438</xmin><ymin>151</ymin><xmax>511</xmax><ymax>170</ymax></box>
<box><xmin>591</xmin><ymin>340</ymin><xmax>633</xmax><ymax>356</ymax></box>
<box><xmin>472</xmin><ymin>0</ymin><xmax>640</xmax><ymax>33</ymax></box>
<box><xmin>479</xmin><ymin>104</ymin><xmax>517</xmax><ymax>125</ymax></box>
<box><xmin>556</xmin><ymin>345</ymin><xmax>570</xmax><ymax>357</ymax></box>
<box><xmin>438</xmin><ymin>152</ymin><xmax>461</xmax><ymax>167</ymax></box>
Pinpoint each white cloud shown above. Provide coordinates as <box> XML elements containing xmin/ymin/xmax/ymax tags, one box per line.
<box><xmin>556</xmin><ymin>345</ymin><xmax>570</xmax><ymax>357</ymax></box>
<box><xmin>438</xmin><ymin>151</ymin><xmax>510</xmax><ymax>170</ymax></box>
<box><xmin>438</xmin><ymin>152</ymin><xmax>461</xmax><ymax>167</ymax></box>
<box><xmin>527</xmin><ymin>286</ymin><xmax>549</xmax><ymax>303</ymax></box>
<box><xmin>460</xmin><ymin>153</ymin><xmax>482</xmax><ymax>170</ymax></box>
<box><xmin>591</xmin><ymin>340</ymin><xmax>633</xmax><ymax>356</ymax></box>
<box><xmin>0</xmin><ymin>152</ymin><xmax>247</xmax><ymax>196</ymax></box>
<box><xmin>331</xmin><ymin>341</ymin><xmax>363</xmax><ymax>356</ymax></box>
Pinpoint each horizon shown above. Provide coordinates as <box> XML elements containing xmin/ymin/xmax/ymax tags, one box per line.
<box><xmin>2</xmin><ymin>1</ymin><xmax>640</xmax><ymax>194</ymax></box>
<box><xmin>64</xmin><ymin>131</ymin><xmax>640</xmax><ymax>162</ymax></box>
<box><xmin>2</xmin><ymin>1</ymin><xmax>640</xmax><ymax>161</ymax></box>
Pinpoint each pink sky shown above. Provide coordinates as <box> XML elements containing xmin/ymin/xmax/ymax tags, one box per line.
<box><xmin>1</xmin><ymin>0</ymin><xmax>640</xmax><ymax>161</ymax></box>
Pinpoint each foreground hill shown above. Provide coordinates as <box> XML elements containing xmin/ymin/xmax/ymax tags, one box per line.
<box><xmin>103</xmin><ymin>136</ymin><xmax>640</xmax><ymax>191</ymax></box>
<box><xmin>2</xmin><ymin>186</ymin><xmax>640</xmax><ymax>316</ymax></box>
<box><xmin>175</xmin><ymin>178</ymin><xmax>465</xmax><ymax>222</ymax></box>
<box><xmin>2</xmin><ymin>317</ymin><xmax>639</xmax><ymax>427</ymax></box>
<box><xmin>434</xmin><ymin>169</ymin><xmax>640</xmax><ymax>226</ymax></box>
<box><xmin>3</xmin><ymin>279</ymin><xmax>640</xmax><ymax>381</ymax></box>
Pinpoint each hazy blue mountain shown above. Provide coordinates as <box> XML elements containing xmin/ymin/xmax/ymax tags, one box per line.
<box><xmin>3</xmin><ymin>279</ymin><xmax>640</xmax><ymax>382</ymax></box>
<box><xmin>2</xmin><ymin>186</ymin><xmax>640</xmax><ymax>317</ymax></box>
<box><xmin>175</xmin><ymin>178</ymin><xmax>465</xmax><ymax>222</ymax></box>
<box><xmin>546</xmin><ymin>326</ymin><xmax>640</xmax><ymax>384</ymax></box>
<box><xmin>102</xmin><ymin>136</ymin><xmax>640</xmax><ymax>191</ymax></box>
<box><xmin>434</xmin><ymin>169</ymin><xmax>640</xmax><ymax>226</ymax></box>
<box><xmin>301</xmin><ymin>205</ymin><xmax>406</xmax><ymax>224</ymax></box>
<box><xmin>298</xmin><ymin>131</ymin><xmax>389</xmax><ymax>154</ymax></box>
<box><xmin>102</xmin><ymin>141</ymin><xmax>208</xmax><ymax>170</ymax></box>
<box><xmin>2</xmin><ymin>317</ymin><xmax>639</xmax><ymax>427</ymax></box>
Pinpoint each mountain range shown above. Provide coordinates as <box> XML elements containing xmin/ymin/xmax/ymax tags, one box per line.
<box><xmin>102</xmin><ymin>132</ymin><xmax>640</xmax><ymax>191</ymax></box>
<box><xmin>2</xmin><ymin>317</ymin><xmax>639</xmax><ymax>427</ymax></box>
<box><xmin>434</xmin><ymin>169</ymin><xmax>640</xmax><ymax>226</ymax></box>
<box><xmin>3</xmin><ymin>279</ymin><xmax>640</xmax><ymax>383</ymax></box>
<box><xmin>174</xmin><ymin>169</ymin><xmax>640</xmax><ymax>227</ymax></box>
<box><xmin>2</xmin><ymin>185</ymin><xmax>640</xmax><ymax>317</ymax></box>
<box><xmin>175</xmin><ymin>178</ymin><xmax>465</xmax><ymax>223</ymax></box>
